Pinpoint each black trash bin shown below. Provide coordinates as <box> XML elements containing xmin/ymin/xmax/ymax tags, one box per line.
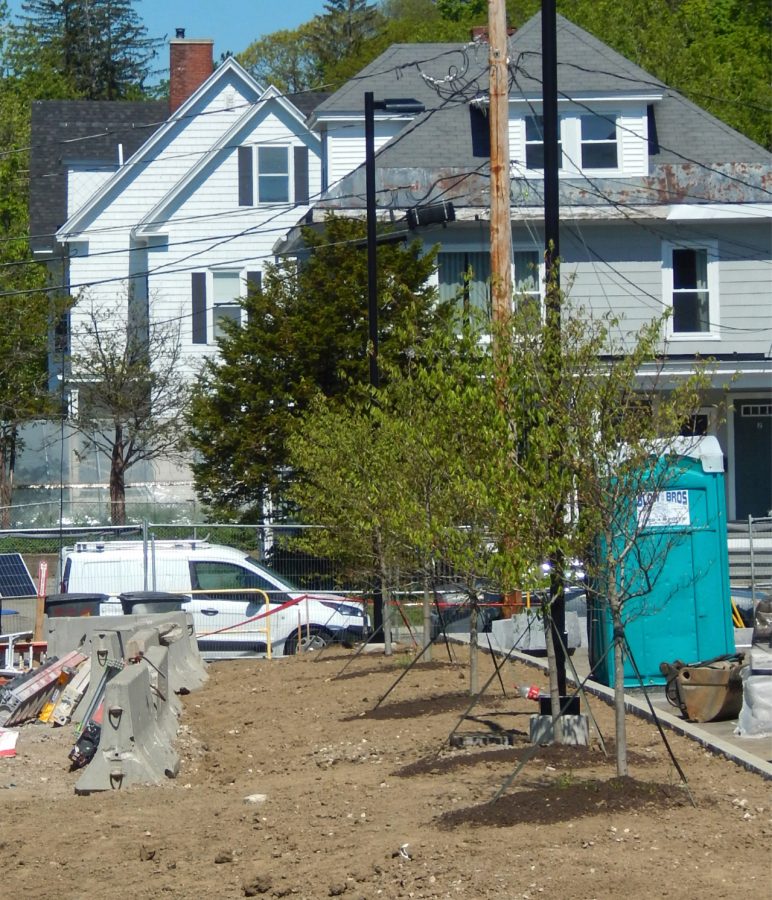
<box><xmin>119</xmin><ymin>591</ymin><xmax>186</xmax><ymax>615</ymax></box>
<box><xmin>44</xmin><ymin>593</ymin><xmax>109</xmax><ymax>617</ymax></box>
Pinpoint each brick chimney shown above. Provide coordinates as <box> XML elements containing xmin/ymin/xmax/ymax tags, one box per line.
<box><xmin>169</xmin><ymin>29</ymin><xmax>214</xmax><ymax>114</ymax></box>
<box><xmin>470</xmin><ymin>25</ymin><xmax>516</xmax><ymax>43</ymax></box>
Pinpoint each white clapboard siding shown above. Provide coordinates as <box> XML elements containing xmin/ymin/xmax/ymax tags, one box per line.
<box><xmin>326</xmin><ymin>119</ymin><xmax>404</xmax><ymax>189</ymax></box>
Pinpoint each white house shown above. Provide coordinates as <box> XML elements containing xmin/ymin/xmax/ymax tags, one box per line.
<box><xmin>24</xmin><ymin>36</ymin><xmax>326</xmax><ymax>523</ymax></box>
<box><xmin>22</xmin><ymin>15</ymin><xmax>772</xmax><ymax>525</ymax></box>
<box><xmin>285</xmin><ymin>13</ymin><xmax>772</xmax><ymax>521</ymax></box>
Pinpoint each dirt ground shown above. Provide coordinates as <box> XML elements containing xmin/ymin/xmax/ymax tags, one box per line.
<box><xmin>1</xmin><ymin>645</ymin><xmax>769</xmax><ymax>900</ymax></box>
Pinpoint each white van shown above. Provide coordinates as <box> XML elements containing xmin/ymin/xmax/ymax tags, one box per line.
<box><xmin>59</xmin><ymin>540</ymin><xmax>369</xmax><ymax>658</ymax></box>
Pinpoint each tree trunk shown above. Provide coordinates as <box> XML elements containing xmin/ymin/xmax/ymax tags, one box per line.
<box><xmin>422</xmin><ymin>568</ymin><xmax>432</xmax><ymax>663</ymax></box>
<box><xmin>469</xmin><ymin>594</ymin><xmax>478</xmax><ymax>696</ymax></box>
<box><xmin>110</xmin><ymin>423</ymin><xmax>126</xmax><ymax>526</ymax></box>
<box><xmin>0</xmin><ymin>428</ymin><xmax>17</xmax><ymax>529</ymax></box>
<box><xmin>611</xmin><ymin>599</ymin><xmax>628</xmax><ymax>776</ymax></box>
<box><xmin>543</xmin><ymin>604</ymin><xmax>564</xmax><ymax>743</ymax></box>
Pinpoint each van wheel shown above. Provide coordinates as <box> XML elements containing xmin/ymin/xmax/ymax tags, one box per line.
<box><xmin>283</xmin><ymin>627</ymin><xmax>333</xmax><ymax>656</ymax></box>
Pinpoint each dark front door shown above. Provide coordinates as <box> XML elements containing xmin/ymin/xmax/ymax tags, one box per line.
<box><xmin>734</xmin><ymin>401</ymin><xmax>772</xmax><ymax>519</ymax></box>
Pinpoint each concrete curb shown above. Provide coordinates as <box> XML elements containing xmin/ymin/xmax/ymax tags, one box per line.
<box><xmin>450</xmin><ymin>638</ymin><xmax>772</xmax><ymax>781</ymax></box>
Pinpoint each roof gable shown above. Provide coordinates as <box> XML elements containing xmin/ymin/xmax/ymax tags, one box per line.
<box><xmin>312</xmin><ymin>11</ymin><xmax>770</xmax><ymax>212</ymax></box>
<box><xmin>57</xmin><ymin>58</ymin><xmax>266</xmax><ymax>240</ymax></box>
<box><xmin>30</xmin><ymin>100</ymin><xmax>167</xmax><ymax>253</ymax></box>
<box><xmin>134</xmin><ymin>87</ymin><xmax>320</xmax><ymax>234</ymax></box>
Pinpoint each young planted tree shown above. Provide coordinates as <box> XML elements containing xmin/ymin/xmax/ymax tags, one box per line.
<box><xmin>487</xmin><ymin>298</ymin><xmax>710</xmax><ymax>769</ymax></box>
<box><xmin>289</xmin><ymin>287</ymin><xmax>710</xmax><ymax>768</ymax></box>
<box><xmin>286</xmin><ymin>320</ymin><xmax>503</xmax><ymax>678</ymax></box>
<box><xmin>67</xmin><ymin>293</ymin><xmax>189</xmax><ymax>525</ymax></box>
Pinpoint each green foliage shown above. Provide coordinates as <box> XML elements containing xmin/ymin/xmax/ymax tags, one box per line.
<box><xmin>0</xmin><ymin>6</ymin><xmax>63</xmax><ymax>523</ymax></box>
<box><xmin>558</xmin><ymin>0</ymin><xmax>772</xmax><ymax>148</ymax></box>
<box><xmin>11</xmin><ymin>0</ymin><xmax>162</xmax><ymax>99</ymax></box>
<box><xmin>186</xmin><ymin>215</ymin><xmax>448</xmax><ymax>522</ymax></box>
<box><xmin>237</xmin><ymin>24</ymin><xmax>321</xmax><ymax>93</ymax></box>
<box><xmin>285</xmin><ymin>289</ymin><xmax>709</xmax><ymax>605</ymax></box>
<box><xmin>247</xmin><ymin>0</ymin><xmax>768</xmax><ymax>147</ymax></box>
<box><xmin>287</xmin><ymin>317</ymin><xmax>503</xmax><ymax>588</ymax></box>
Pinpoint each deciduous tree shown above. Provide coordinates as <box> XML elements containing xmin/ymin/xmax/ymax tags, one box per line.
<box><xmin>67</xmin><ymin>293</ymin><xmax>189</xmax><ymax>525</ymax></box>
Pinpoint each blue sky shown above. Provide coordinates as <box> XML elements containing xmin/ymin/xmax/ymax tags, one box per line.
<box><xmin>6</xmin><ymin>1</ymin><xmax>329</xmax><ymax>69</ymax></box>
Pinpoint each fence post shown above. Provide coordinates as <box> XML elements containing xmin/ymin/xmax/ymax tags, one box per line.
<box><xmin>749</xmin><ymin>515</ymin><xmax>756</xmax><ymax>602</ymax></box>
<box><xmin>150</xmin><ymin>533</ymin><xmax>157</xmax><ymax>591</ymax></box>
<box><xmin>142</xmin><ymin>520</ymin><xmax>149</xmax><ymax>591</ymax></box>
<box><xmin>265</xmin><ymin>594</ymin><xmax>272</xmax><ymax>660</ymax></box>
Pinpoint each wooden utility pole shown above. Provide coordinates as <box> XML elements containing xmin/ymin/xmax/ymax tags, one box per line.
<box><xmin>488</xmin><ymin>0</ymin><xmax>512</xmax><ymax>325</ymax></box>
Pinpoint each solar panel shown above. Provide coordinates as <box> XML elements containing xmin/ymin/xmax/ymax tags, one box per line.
<box><xmin>0</xmin><ymin>553</ymin><xmax>37</xmax><ymax>598</ymax></box>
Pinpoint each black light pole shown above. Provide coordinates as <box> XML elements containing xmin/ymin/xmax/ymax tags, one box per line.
<box><xmin>364</xmin><ymin>94</ymin><xmax>425</xmax><ymax>642</ymax></box>
<box><xmin>542</xmin><ymin>0</ymin><xmax>567</xmax><ymax>699</ymax></box>
<box><xmin>365</xmin><ymin>91</ymin><xmax>380</xmax><ymax>391</ymax></box>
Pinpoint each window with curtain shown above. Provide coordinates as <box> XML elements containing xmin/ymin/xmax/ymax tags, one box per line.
<box><xmin>514</xmin><ymin>250</ymin><xmax>541</xmax><ymax>316</ymax></box>
<box><xmin>437</xmin><ymin>251</ymin><xmax>491</xmax><ymax>316</ymax></box>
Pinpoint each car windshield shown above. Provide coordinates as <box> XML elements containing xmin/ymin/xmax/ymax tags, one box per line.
<box><xmin>245</xmin><ymin>557</ymin><xmax>300</xmax><ymax>592</ymax></box>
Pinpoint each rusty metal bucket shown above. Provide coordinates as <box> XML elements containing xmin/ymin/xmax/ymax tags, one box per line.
<box><xmin>660</xmin><ymin>654</ymin><xmax>745</xmax><ymax>723</ymax></box>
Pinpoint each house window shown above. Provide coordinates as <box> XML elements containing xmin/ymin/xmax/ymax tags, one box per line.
<box><xmin>514</xmin><ymin>250</ymin><xmax>542</xmax><ymax>316</ymax></box>
<box><xmin>213</xmin><ymin>272</ymin><xmax>242</xmax><ymax>340</ymax></box>
<box><xmin>580</xmin><ymin>114</ymin><xmax>618</xmax><ymax>169</ymax></box>
<box><xmin>54</xmin><ymin>310</ymin><xmax>70</xmax><ymax>354</ymax></box>
<box><xmin>238</xmin><ymin>145</ymin><xmax>309</xmax><ymax>206</ymax></box>
<box><xmin>663</xmin><ymin>242</ymin><xmax>718</xmax><ymax>337</ymax></box>
<box><xmin>672</xmin><ymin>248</ymin><xmax>710</xmax><ymax>333</ymax></box>
<box><xmin>438</xmin><ymin>252</ymin><xmax>490</xmax><ymax>316</ymax></box>
<box><xmin>525</xmin><ymin>115</ymin><xmax>562</xmax><ymax>170</ymax></box>
<box><xmin>257</xmin><ymin>147</ymin><xmax>289</xmax><ymax>203</ymax></box>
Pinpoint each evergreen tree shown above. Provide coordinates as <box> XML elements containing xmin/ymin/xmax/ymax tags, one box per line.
<box><xmin>186</xmin><ymin>216</ymin><xmax>449</xmax><ymax>522</ymax></box>
<box><xmin>15</xmin><ymin>0</ymin><xmax>161</xmax><ymax>99</ymax></box>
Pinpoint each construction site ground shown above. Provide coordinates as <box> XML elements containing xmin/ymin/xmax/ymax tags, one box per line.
<box><xmin>1</xmin><ymin>646</ymin><xmax>770</xmax><ymax>900</ymax></box>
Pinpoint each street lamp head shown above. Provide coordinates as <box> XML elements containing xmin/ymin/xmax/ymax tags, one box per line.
<box><xmin>374</xmin><ymin>97</ymin><xmax>425</xmax><ymax>115</ymax></box>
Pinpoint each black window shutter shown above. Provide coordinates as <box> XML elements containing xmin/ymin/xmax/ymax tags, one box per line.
<box><xmin>246</xmin><ymin>270</ymin><xmax>262</xmax><ymax>326</ymax></box>
<box><xmin>293</xmin><ymin>145</ymin><xmax>309</xmax><ymax>205</ymax></box>
<box><xmin>191</xmin><ymin>272</ymin><xmax>207</xmax><ymax>344</ymax></box>
<box><xmin>238</xmin><ymin>146</ymin><xmax>253</xmax><ymax>206</ymax></box>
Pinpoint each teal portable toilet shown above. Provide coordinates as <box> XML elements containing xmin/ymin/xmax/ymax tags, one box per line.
<box><xmin>589</xmin><ymin>436</ymin><xmax>734</xmax><ymax>687</ymax></box>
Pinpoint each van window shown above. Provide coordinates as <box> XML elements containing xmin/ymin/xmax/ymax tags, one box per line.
<box><xmin>190</xmin><ymin>561</ymin><xmax>288</xmax><ymax>603</ymax></box>
<box><xmin>61</xmin><ymin>557</ymin><xmax>71</xmax><ymax>591</ymax></box>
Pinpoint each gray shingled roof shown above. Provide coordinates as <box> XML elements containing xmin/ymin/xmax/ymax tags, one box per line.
<box><xmin>314</xmin><ymin>11</ymin><xmax>770</xmax><ymax>211</ymax></box>
<box><xmin>30</xmin><ymin>100</ymin><xmax>168</xmax><ymax>253</ymax></box>
<box><xmin>287</xmin><ymin>90</ymin><xmax>332</xmax><ymax>118</ymax></box>
<box><xmin>313</xmin><ymin>13</ymin><xmax>665</xmax><ymax>121</ymax></box>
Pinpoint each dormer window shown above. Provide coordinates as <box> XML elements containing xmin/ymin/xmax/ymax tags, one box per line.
<box><xmin>525</xmin><ymin>115</ymin><xmax>562</xmax><ymax>170</ymax></box>
<box><xmin>580</xmin><ymin>114</ymin><xmax>618</xmax><ymax>169</ymax></box>
<box><xmin>512</xmin><ymin>105</ymin><xmax>646</xmax><ymax>177</ymax></box>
